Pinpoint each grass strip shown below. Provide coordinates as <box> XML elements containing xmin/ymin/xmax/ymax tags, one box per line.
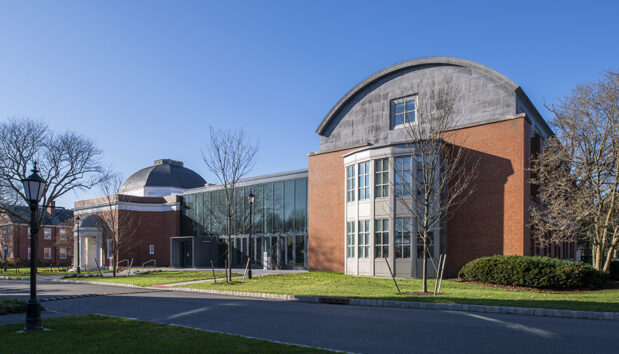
<box><xmin>179</xmin><ymin>272</ymin><xmax>619</xmax><ymax>312</ymax></box>
<box><xmin>70</xmin><ymin>271</ymin><xmax>241</xmax><ymax>287</ymax></box>
<box><xmin>0</xmin><ymin>314</ymin><xmax>331</xmax><ymax>353</ymax></box>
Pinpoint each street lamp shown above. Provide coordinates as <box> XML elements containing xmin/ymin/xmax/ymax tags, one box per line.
<box><xmin>248</xmin><ymin>191</ymin><xmax>255</xmax><ymax>280</ymax></box>
<box><xmin>75</xmin><ymin>216</ymin><xmax>81</xmax><ymax>275</ymax></box>
<box><xmin>21</xmin><ymin>162</ymin><xmax>46</xmax><ymax>331</ymax></box>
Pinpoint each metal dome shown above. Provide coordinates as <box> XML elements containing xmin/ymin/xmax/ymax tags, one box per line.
<box><xmin>118</xmin><ymin>159</ymin><xmax>206</xmax><ymax>194</ymax></box>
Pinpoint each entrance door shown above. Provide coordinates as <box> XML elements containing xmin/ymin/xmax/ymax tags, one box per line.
<box><xmin>182</xmin><ymin>242</ymin><xmax>192</xmax><ymax>267</ymax></box>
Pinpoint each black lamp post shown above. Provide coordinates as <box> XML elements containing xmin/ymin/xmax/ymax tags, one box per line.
<box><xmin>21</xmin><ymin>163</ymin><xmax>46</xmax><ymax>331</ymax></box>
<box><xmin>248</xmin><ymin>191</ymin><xmax>255</xmax><ymax>280</ymax></box>
<box><xmin>75</xmin><ymin>216</ymin><xmax>81</xmax><ymax>275</ymax></box>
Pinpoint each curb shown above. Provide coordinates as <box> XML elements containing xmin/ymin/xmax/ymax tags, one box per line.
<box><xmin>165</xmin><ymin>287</ymin><xmax>619</xmax><ymax>322</ymax></box>
<box><xmin>56</xmin><ymin>279</ymin><xmax>144</xmax><ymax>289</ymax></box>
<box><xmin>0</xmin><ymin>275</ymin><xmax>29</xmax><ymax>280</ymax></box>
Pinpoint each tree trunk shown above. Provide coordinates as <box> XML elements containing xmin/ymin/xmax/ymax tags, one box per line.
<box><xmin>227</xmin><ymin>216</ymin><xmax>232</xmax><ymax>283</ymax></box>
<box><xmin>422</xmin><ymin>238</ymin><xmax>427</xmax><ymax>293</ymax></box>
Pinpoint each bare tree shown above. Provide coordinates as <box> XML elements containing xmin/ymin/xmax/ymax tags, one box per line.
<box><xmin>394</xmin><ymin>79</ymin><xmax>477</xmax><ymax>293</ymax></box>
<box><xmin>530</xmin><ymin>71</ymin><xmax>619</xmax><ymax>271</ymax></box>
<box><xmin>0</xmin><ymin>118</ymin><xmax>105</xmax><ymax>227</ymax></box>
<box><xmin>201</xmin><ymin>127</ymin><xmax>258</xmax><ymax>282</ymax></box>
<box><xmin>99</xmin><ymin>172</ymin><xmax>141</xmax><ymax>277</ymax></box>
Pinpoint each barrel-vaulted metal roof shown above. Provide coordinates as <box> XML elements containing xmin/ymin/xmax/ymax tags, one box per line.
<box><xmin>119</xmin><ymin>159</ymin><xmax>206</xmax><ymax>193</ymax></box>
<box><xmin>315</xmin><ymin>56</ymin><xmax>520</xmax><ymax>135</ymax></box>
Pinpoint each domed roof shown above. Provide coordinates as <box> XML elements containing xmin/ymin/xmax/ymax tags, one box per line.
<box><xmin>119</xmin><ymin>159</ymin><xmax>206</xmax><ymax>194</ymax></box>
<box><xmin>79</xmin><ymin>214</ymin><xmax>103</xmax><ymax>228</ymax></box>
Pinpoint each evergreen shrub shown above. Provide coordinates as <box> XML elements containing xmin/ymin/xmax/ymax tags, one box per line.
<box><xmin>458</xmin><ymin>255</ymin><xmax>608</xmax><ymax>290</ymax></box>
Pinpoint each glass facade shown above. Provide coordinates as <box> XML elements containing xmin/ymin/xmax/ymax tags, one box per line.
<box><xmin>182</xmin><ymin>175</ymin><xmax>308</xmax><ymax>269</ymax></box>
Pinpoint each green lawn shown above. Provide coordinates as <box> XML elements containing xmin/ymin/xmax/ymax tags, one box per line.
<box><xmin>70</xmin><ymin>271</ymin><xmax>241</xmax><ymax>287</ymax></box>
<box><xmin>0</xmin><ymin>314</ymin><xmax>330</xmax><ymax>353</ymax></box>
<box><xmin>178</xmin><ymin>272</ymin><xmax>619</xmax><ymax>312</ymax></box>
<box><xmin>0</xmin><ymin>297</ymin><xmax>28</xmax><ymax>315</ymax></box>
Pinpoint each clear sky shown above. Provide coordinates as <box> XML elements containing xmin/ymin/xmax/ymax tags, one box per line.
<box><xmin>0</xmin><ymin>0</ymin><xmax>617</xmax><ymax>208</ymax></box>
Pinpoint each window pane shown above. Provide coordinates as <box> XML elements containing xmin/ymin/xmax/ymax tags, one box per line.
<box><xmin>395</xmin><ymin>102</ymin><xmax>404</xmax><ymax>114</ymax></box>
<box><xmin>273</xmin><ymin>182</ymin><xmax>284</xmax><ymax>233</ymax></box>
<box><xmin>284</xmin><ymin>180</ymin><xmax>294</xmax><ymax>232</ymax></box>
<box><xmin>405</xmin><ymin>100</ymin><xmax>415</xmax><ymax>111</ymax></box>
<box><xmin>294</xmin><ymin>178</ymin><xmax>307</xmax><ymax>232</ymax></box>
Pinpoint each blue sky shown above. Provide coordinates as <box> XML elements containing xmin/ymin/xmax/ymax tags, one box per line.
<box><xmin>0</xmin><ymin>1</ymin><xmax>617</xmax><ymax>208</ymax></box>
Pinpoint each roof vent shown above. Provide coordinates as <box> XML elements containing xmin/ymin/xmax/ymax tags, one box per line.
<box><xmin>154</xmin><ymin>159</ymin><xmax>183</xmax><ymax>167</ymax></box>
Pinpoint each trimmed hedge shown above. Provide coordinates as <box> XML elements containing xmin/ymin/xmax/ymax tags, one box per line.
<box><xmin>610</xmin><ymin>260</ymin><xmax>619</xmax><ymax>281</ymax></box>
<box><xmin>458</xmin><ymin>255</ymin><xmax>608</xmax><ymax>290</ymax></box>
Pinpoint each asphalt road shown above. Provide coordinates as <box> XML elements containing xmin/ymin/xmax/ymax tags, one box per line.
<box><xmin>1</xmin><ymin>279</ymin><xmax>618</xmax><ymax>353</ymax></box>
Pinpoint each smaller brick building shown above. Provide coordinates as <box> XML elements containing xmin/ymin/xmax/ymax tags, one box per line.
<box><xmin>73</xmin><ymin>159</ymin><xmax>200</xmax><ymax>269</ymax></box>
<box><xmin>0</xmin><ymin>203</ymin><xmax>74</xmax><ymax>266</ymax></box>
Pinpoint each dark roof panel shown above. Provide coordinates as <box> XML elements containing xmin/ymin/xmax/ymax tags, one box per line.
<box><xmin>119</xmin><ymin>159</ymin><xmax>206</xmax><ymax>193</ymax></box>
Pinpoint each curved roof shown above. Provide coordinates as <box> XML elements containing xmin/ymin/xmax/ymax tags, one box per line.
<box><xmin>79</xmin><ymin>214</ymin><xmax>103</xmax><ymax>228</ymax></box>
<box><xmin>119</xmin><ymin>159</ymin><xmax>206</xmax><ymax>193</ymax></box>
<box><xmin>316</xmin><ymin>56</ymin><xmax>520</xmax><ymax>135</ymax></box>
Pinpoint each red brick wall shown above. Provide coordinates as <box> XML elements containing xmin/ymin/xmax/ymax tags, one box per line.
<box><xmin>10</xmin><ymin>224</ymin><xmax>73</xmax><ymax>266</ymax></box>
<box><xmin>81</xmin><ymin>209</ymin><xmax>180</xmax><ymax>268</ymax></box>
<box><xmin>307</xmin><ymin>147</ymin><xmax>357</xmax><ymax>272</ymax></box>
<box><xmin>444</xmin><ymin>117</ymin><xmax>528</xmax><ymax>276</ymax></box>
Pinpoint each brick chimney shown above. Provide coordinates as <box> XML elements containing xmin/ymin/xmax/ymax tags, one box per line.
<box><xmin>47</xmin><ymin>201</ymin><xmax>56</xmax><ymax>218</ymax></box>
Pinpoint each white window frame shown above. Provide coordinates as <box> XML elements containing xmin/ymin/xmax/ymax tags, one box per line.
<box><xmin>59</xmin><ymin>248</ymin><xmax>67</xmax><ymax>260</ymax></box>
<box><xmin>391</xmin><ymin>95</ymin><xmax>417</xmax><ymax>128</ymax></box>
<box><xmin>59</xmin><ymin>228</ymin><xmax>67</xmax><ymax>241</ymax></box>
<box><xmin>44</xmin><ymin>247</ymin><xmax>51</xmax><ymax>259</ymax></box>
<box><xmin>374</xmin><ymin>158</ymin><xmax>389</xmax><ymax>198</ymax></box>
<box><xmin>346</xmin><ymin>221</ymin><xmax>356</xmax><ymax>258</ymax></box>
<box><xmin>358</xmin><ymin>162</ymin><xmax>370</xmax><ymax>200</ymax></box>
<box><xmin>44</xmin><ymin>228</ymin><xmax>52</xmax><ymax>240</ymax></box>
<box><xmin>395</xmin><ymin>217</ymin><xmax>412</xmax><ymax>259</ymax></box>
<box><xmin>358</xmin><ymin>220</ymin><xmax>370</xmax><ymax>258</ymax></box>
<box><xmin>346</xmin><ymin>165</ymin><xmax>356</xmax><ymax>202</ymax></box>
<box><xmin>374</xmin><ymin>219</ymin><xmax>389</xmax><ymax>258</ymax></box>
<box><xmin>395</xmin><ymin>156</ymin><xmax>412</xmax><ymax>196</ymax></box>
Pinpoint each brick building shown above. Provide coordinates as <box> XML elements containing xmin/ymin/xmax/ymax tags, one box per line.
<box><xmin>74</xmin><ymin>57</ymin><xmax>574</xmax><ymax>277</ymax></box>
<box><xmin>0</xmin><ymin>202</ymin><xmax>74</xmax><ymax>266</ymax></box>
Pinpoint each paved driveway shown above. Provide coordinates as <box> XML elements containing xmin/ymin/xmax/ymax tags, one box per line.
<box><xmin>2</xmin><ymin>280</ymin><xmax>618</xmax><ymax>353</ymax></box>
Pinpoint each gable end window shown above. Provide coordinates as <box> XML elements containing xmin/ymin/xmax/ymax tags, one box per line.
<box><xmin>391</xmin><ymin>96</ymin><xmax>417</xmax><ymax>128</ymax></box>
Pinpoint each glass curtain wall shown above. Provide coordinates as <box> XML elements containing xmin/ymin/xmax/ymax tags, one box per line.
<box><xmin>182</xmin><ymin>177</ymin><xmax>308</xmax><ymax>269</ymax></box>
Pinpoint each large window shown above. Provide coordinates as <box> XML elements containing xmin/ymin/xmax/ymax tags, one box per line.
<box><xmin>44</xmin><ymin>247</ymin><xmax>51</xmax><ymax>259</ymax></box>
<box><xmin>395</xmin><ymin>156</ymin><xmax>412</xmax><ymax>196</ymax></box>
<box><xmin>358</xmin><ymin>220</ymin><xmax>370</xmax><ymax>258</ymax></box>
<box><xmin>59</xmin><ymin>228</ymin><xmax>67</xmax><ymax>241</ymax></box>
<box><xmin>346</xmin><ymin>165</ymin><xmax>356</xmax><ymax>202</ymax></box>
<box><xmin>59</xmin><ymin>248</ymin><xmax>67</xmax><ymax>260</ymax></box>
<box><xmin>375</xmin><ymin>159</ymin><xmax>389</xmax><ymax>198</ymax></box>
<box><xmin>44</xmin><ymin>228</ymin><xmax>51</xmax><ymax>240</ymax></box>
<box><xmin>374</xmin><ymin>219</ymin><xmax>389</xmax><ymax>258</ymax></box>
<box><xmin>391</xmin><ymin>96</ymin><xmax>417</xmax><ymax>127</ymax></box>
<box><xmin>346</xmin><ymin>221</ymin><xmax>356</xmax><ymax>258</ymax></box>
<box><xmin>107</xmin><ymin>239</ymin><xmax>113</xmax><ymax>259</ymax></box>
<box><xmin>395</xmin><ymin>217</ymin><xmax>412</xmax><ymax>258</ymax></box>
<box><xmin>358</xmin><ymin>162</ymin><xmax>370</xmax><ymax>200</ymax></box>
<box><xmin>417</xmin><ymin>231</ymin><xmax>434</xmax><ymax>258</ymax></box>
